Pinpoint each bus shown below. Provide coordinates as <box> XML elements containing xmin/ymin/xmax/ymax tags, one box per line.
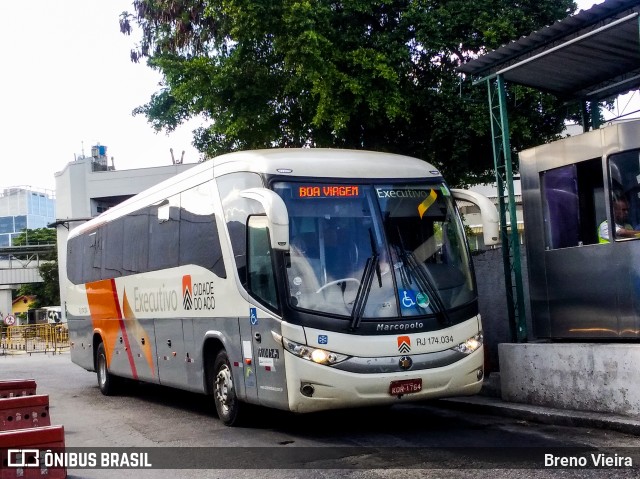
<box><xmin>27</xmin><ymin>306</ymin><xmax>63</xmax><ymax>325</ymax></box>
<box><xmin>65</xmin><ymin>148</ymin><xmax>499</xmax><ymax>426</ymax></box>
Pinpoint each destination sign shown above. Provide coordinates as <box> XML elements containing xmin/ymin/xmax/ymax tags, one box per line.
<box><xmin>295</xmin><ymin>185</ymin><xmax>362</xmax><ymax>198</ymax></box>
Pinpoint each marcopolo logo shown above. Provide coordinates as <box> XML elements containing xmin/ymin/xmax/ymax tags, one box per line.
<box><xmin>397</xmin><ymin>335</ymin><xmax>411</xmax><ymax>354</ymax></box>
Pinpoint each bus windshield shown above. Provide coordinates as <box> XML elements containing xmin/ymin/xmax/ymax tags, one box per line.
<box><xmin>273</xmin><ymin>181</ymin><xmax>476</xmax><ymax>320</ymax></box>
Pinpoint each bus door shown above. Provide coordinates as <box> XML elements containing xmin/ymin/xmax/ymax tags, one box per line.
<box><xmin>238</xmin><ymin>314</ymin><xmax>258</xmax><ymax>403</ymax></box>
<box><xmin>246</xmin><ymin>216</ymin><xmax>288</xmax><ymax>409</ymax></box>
<box><xmin>237</xmin><ymin>306</ymin><xmax>286</xmax><ymax>409</ymax></box>
<box><xmin>250</xmin><ymin>309</ymin><xmax>287</xmax><ymax>408</ymax></box>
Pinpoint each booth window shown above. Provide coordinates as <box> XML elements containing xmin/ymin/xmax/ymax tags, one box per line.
<box><xmin>540</xmin><ymin>158</ymin><xmax>604</xmax><ymax>249</ymax></box>
<box><xmin>608</xmin><ymin>150</ymin><xmax>640</xmax><ymax>240</ymax></box>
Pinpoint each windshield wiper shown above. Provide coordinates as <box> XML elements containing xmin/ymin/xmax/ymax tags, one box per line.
<box><xmin>349</xmin><ymin>229</ymin><xmax>381</xmax><ymax>331</ymax></box>
<box><xmin>403</xmin><ymin>251</ymin><xmax>450</xmax><ymax>325</ymax></box>
<box><xmin>395</xmin><ymin>230</ymin><xmax>449</xmax><ymax>325</ymax></box>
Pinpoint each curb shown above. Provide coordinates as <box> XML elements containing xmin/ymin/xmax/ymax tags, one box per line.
<box><xmin>435</xmin><ymin>395</ymin><xmax>640</xmax><ymax>436</ymax></box>
<box><xmin>1</xmin><ymin>350</ymin><xmax>28</xmax><ymax>356</ymax></box>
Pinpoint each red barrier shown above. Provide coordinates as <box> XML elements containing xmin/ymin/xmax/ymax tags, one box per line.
<box><xmin>0</xmin><ymin>380</ymin><xmax>37</xmax><ymax>398</ymax></box>
<box><xmin>0</xmin><ymin>396</ymin><xmax>50</xmax><ymax>431</ymax></box>
<box><xmin>0</xmin><ymin>425</ymin><xmax>66</xmax><ymax>478</ymax></box>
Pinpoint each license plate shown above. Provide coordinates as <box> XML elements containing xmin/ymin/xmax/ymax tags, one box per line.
<box><xmin>389</xmin><ymin>378</ymin><xmax>422</xmax><ymax>395</ymax></box>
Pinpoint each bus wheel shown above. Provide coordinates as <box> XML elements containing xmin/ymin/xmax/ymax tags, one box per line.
<box><xmin>212</xmin><ymin>350</ymin><xmax>241</xmax><ymax>426</ymax></box>
<box><xmin>96</xmin><ymin>342</ymin><xmax>119</xmax><ymax>396</ymax></box>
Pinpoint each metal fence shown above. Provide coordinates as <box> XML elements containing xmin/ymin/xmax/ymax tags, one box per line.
<box><xmin>1</xmin><ymin>324</ymin><xmax>69</xmax><ymax>355</ymax></box>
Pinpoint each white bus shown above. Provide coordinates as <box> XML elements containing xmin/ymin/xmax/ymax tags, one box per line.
<box><xmin>65</xmin><ymin>148</ymin><xmax>499</xmax><ymax>426</ymax></box>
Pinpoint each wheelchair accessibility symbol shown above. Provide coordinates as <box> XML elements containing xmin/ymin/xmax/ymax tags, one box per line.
<box><xmin>399</xmin><ymin>290</ymin><xmax>430</xmax><ymax>310</ymax></box>
<box><xmin>250</xmin><ymin>308</ymin><xmax>258</xmax><ymax>325</ymax></box>
<box><xmin>402</xmin><ymin>291</ymin><xmax>415</xmax><ymax>308</ymax></box>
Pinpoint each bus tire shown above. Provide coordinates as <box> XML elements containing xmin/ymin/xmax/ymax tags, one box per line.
<box><xmin>96</xmin><ymin>342</ymin><xmax>119</xmax><ymax>396</ymax></box>
<box><xmin>211</xmin><ymin>350</ymin><xmax>242</xmax><ymax>426</ymax></box>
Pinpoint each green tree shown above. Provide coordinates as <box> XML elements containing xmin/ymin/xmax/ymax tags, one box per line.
<box><xmin>13</xmin><ymin>228</ymin><xmax>59</xmax><ymax>307</ymax></box>
<box><xmin>120</xmin><ymin>0</ymin><xmax>577</xmax><ymax>186</ymax></box>
<box><xmin>12</xmin><ymin>228</ymin><xmax>56</xmax><ymax>248</ymax></box>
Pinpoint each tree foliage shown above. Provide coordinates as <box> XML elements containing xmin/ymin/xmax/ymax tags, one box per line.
<box><xmin>121</xmin><ymin>0</ymin><xmax>577</xmax><ymax>186</ymax></box>
<box><xmin>13</xmin><ymin>228</ymin><xmax>59</xmax><ymax>307</ymax></box>
<box><xmin>12</xmin><ymin>228</ymin><xmax>56</xmax><ymax>247</ymax></box>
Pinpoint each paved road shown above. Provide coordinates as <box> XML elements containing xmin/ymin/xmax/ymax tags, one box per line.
<box><xmin>2</xmin><ymin>352</ymin><xmax>639</xmax><ymax>478</ymax></box>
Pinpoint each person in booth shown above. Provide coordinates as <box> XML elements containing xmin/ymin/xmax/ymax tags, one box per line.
<box><xmin>598</xmin><ymin>194</ymin><xmax>640</xmax><ymax>242</ymax></box>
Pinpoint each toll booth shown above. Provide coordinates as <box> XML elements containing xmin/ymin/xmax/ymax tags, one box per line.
<box><xmin>520</xmin><ymin>119</ymin><xmax>640</xmax><ymax>339</ymax></box>
<box><xmin>456</xmin><ymin>0</ymin><xmax>640</xmax><ymax>416</ymax></box>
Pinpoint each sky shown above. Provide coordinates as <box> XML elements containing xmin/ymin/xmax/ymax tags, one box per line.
<box><xmin>0</xmin><ymin>0</ymin><xmax>622</xmax><ymax>192</ymax></box>
<box><xmin>0</xmin><ymin>0</ymin><xmax>203</xmax><ymax>192</ymax></box>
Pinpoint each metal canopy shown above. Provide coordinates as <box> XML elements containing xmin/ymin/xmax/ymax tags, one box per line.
<box><xmin>459</xmin><ymin>0</ymin><xmax>640</xmax><ymax>102</ymax></box>
<box><xmin>456</xmin><ymin>0</ymin><xmax>640</xmax><ymax>342</ymax></box>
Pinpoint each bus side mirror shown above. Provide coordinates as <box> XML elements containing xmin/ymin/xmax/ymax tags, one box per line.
<box><xmin>451</xmin><ymin>189</ymin><xmax>500</xmax><ymax>246</ymax></box>
<box><xmin>240</xmin><ymin>188</ymin><xmax>290</xmax><ymax>250</ymax></box>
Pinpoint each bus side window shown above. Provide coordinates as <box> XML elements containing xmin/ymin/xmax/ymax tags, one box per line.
<box><xmin>247</xmin><ymin>215</ymin><xmax>279</xmax><ymax>311</ymax></box>
<box><xmin>149</xmin><ymin>195</ymin><xmax>180</xmax><ymax>271</ymax></box>
<box><xmin>217</xmin><ymin>172</ymin><xmax>264</xmax><ymax>286</ymax></box>
<box><xmin>180</xmin><ymin>182</ymin><xmax>226</xmax><ymax>278</ymax></box>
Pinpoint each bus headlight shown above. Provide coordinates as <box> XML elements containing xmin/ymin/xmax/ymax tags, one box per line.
<box><xmin>451</xmin><ymin>333</ymin><xmax>483</xmax><ymax>354</ymax></box>
<box><xmin>283</xmin><ymin>338</ymin><xmax>350</xmax><ymax>365</ymax></box>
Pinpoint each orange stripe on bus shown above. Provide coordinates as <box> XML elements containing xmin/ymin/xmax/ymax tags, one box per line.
<box><xmin>87</xmin><ymin>279</ymin><xmax>122</xmax><ymax>366</ymax></box>
<box><xmin>122</xmin><ymin>288</ymin><xmax>154</xmax><ymax>377</ymax></box>
<box><xmin>87</xmin><ymin>279</ymin><xmax>121</xmax><ymax>321</ymax></box>
<box><xmin>86</xmin><ymin>279</ymin><xmax>138</xmax><ymax>379</ymax></box>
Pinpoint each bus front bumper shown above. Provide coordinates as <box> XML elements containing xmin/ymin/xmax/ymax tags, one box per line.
<box><xmin>284</xmin><ymin>347</ymin><xmax>484</xmax><ymax>413</ymax></box>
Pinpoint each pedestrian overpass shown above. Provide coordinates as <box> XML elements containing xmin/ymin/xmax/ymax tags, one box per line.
<box><xmin>0</xmin><ymin>245</ymin><xmax>55</xmax><ymax>320</ymax></box>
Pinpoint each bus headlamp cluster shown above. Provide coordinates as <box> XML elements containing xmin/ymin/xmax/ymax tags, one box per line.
<box><xmin>451</xmin><ymin>333</ymin><xmax>483</xmax><ymax>354</ymax></box>
<box><xmin>283</xmin><ymin>338</ymin><xmax>350</xmax><ymax>365</ymax></box>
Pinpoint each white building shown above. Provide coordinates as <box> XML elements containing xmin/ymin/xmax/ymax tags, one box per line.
<box><xmin>0</xmin><ymin>186</ymin><xmax>56</xmax><ymax>247</ymax></box>
<box><xmin>53</xmin><ymin>146</ymin><xmax>197</xmax><ymax>320</ymax></box>
<box><xmin>0</xmin><ymin>186</ymin><xmax>57</xmax><ymax>318</ymax></box>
